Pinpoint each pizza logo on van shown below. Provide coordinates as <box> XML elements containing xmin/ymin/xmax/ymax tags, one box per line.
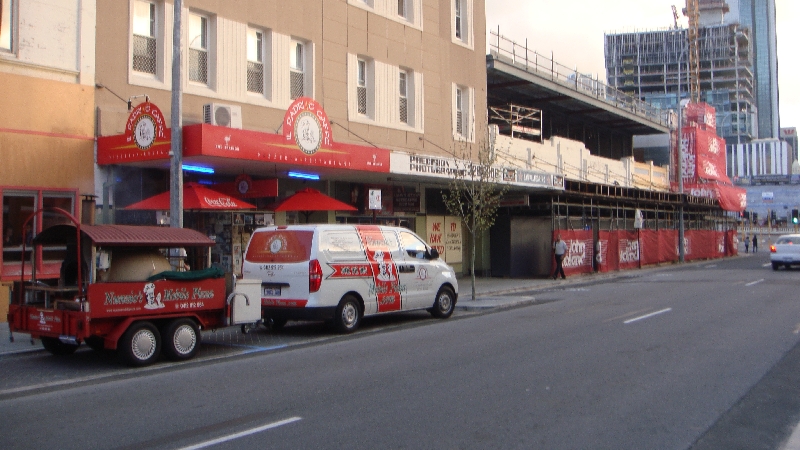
<box><xmin>268</xmin><ymin>235</ymin><xmax>287</xmax><ymax>254</ymax></box>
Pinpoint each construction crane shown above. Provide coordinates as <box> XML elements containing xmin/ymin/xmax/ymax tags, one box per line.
<box><xmin>672</xmin><ymin>5</ymin><xmax>680</xmax><ymax>29</ymax></box>
<box><xmin>684</xmin><ymin>0</ymin><xmax>701</xmax><ymax>103</ymax></box>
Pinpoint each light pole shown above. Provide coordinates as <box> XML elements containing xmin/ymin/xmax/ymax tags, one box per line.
<box><xmin>676</xmin><ymin>34</ymin><xmax>687</xmax><ymax>263</ymax></box>
<box><xmin>169</xmin><ymin>0</ymin><xmax>183</xmax><ymax>228</ymax></box>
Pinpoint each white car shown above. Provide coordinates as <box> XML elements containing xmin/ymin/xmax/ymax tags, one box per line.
<box><xmin>769</xmin><ymin>234</ymin><xmax>800</xmax><ymax>270</ymax></box>
<box><xmin>242</xmin><ymin>224</ymin><xmax>458</xmax><ymax>333</ymax></box>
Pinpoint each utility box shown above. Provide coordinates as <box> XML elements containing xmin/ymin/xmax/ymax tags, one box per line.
<box><xmin>231</xmin><ymin>279</ymin><xmax>262</xmax><ymax>324</ymax></box>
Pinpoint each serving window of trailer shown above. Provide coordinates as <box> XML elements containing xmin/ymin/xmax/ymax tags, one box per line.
<box><xmin>1</xmin><ymin>189</ymin><xmax>76</xmax><ymax>281</ymax></box>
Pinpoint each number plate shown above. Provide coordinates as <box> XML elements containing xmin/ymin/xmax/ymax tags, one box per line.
<box><xmin>262</xmin><ymin>286</ymin><xmax>281</xmax><ymax>297</ymax></box>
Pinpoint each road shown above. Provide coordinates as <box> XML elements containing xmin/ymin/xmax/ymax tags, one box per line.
<box><xmin>1</xmin><ymin>252</ymin><xmax>799</xmax><ymax>449</ymax></box>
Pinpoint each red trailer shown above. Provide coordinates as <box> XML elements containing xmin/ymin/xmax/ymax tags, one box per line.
<box><xmin>6</xmin><ymin>208</ymin><xmax>261</xmax><ymax>366</ymax></box>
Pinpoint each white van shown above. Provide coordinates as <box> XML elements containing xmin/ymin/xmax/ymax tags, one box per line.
<box><xmin>241</xmin><ymin>224</ymin><xmax>458</xmax><ymax>333</ymax></box>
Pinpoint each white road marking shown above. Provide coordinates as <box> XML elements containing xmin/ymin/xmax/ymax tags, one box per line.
<box><xmin>705</xmin><ymin>264</ymin><xmax>717</xmax><ymax>268</ymax></box>
<box><xmin>624</xmin><ymin>308</ymin><xmax>672</xmax><ymax>324</ymax></box>
<box><xmin>745</xmin><ymin>279</ymin><xmax>764</xmax><ymax>287</ymax></box>
<box><xmin>762</xmin><ymin>263</ymin><xmax>772</xmax><ymax>267</ymax></box>
<box><xmin>178</xmin><ymin>417</ymin><xmax>302</xmax><ymax>450</ymax></box>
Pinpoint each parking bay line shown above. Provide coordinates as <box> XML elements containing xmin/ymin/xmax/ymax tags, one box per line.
<box><xmin>177</xmin><ymin>417</ymin><xmax>302</xmax><ymax>450</ymax></box>
<box><xmin>745</xmin><ymin>279</ymin><xmax>764</xmax><ymax>287</ymax></box>
<box><xmin>624</xmin><ymin>308</ymin><xmax>672</xmax><ymax>325</ymax></box>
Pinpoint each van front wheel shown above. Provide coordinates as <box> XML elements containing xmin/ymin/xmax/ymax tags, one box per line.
<box><xmin>430</xmin><ymin>287</ymin><xmax>456</xmax><ymax>319</ymax></box>
<box><xmin>334</xmin><ymin>295</ymin><xmax>361</xmax><ymax>333</ymax></box>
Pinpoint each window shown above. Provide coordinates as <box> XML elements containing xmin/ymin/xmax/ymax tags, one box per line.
<box><xmin>188</xmin><ymin>13</ymin><xmax>208</xmax><ymax>84</ymax></box>
<box><xmin>453</xmin><ymin>84</ymin><xmax>473</xmax><ymax>140</ymax></box>
<box><xmin>455</xmin><ymin>87</ymin><xmax>464</xmax><ymax>136</ymax></box>
<box><xmin>397</xmin><ymin>0</ymin><xmax>406</xmax><ymax>18</ymax></box>
<box><xmin>2</xmin><ymin>190</ymin><xmax>75</xmax><ymax>279</ymax></box>
<box><xmin>132</xmin><ymin>1</ymin><xmax>157</xmax><ymax>74</ymax></box>
<box><xmin>357</xmin><ymin>59</ymin><xmax>368</xmax><ymax>115</ymax></box>
<box><xmin>0</xmin><ymin>0</ymin><xmax>13</xmax><ymax>51</ymax></box>
<box><xmin>290</xmin><ymin>40</ymin><xmax>305</xmax><ymax>99</ymax></box>
<box><xmin>247</xmin><ymin>28</ymin><xmax>264</xmax><ymax>94</ymax></box>
<box><xmin>454</xmin><ymin>0</ymin><xmax>462</xmax><ymax>40</ymax></box>
<box><xmin>399</xmin><ymin>70</ymin><xmax>408</xmax><ymax>124</ymax></box>
<box><xmin>452</xmin><ymin>0</ymin><xmax>471</xmax><ymax>47</ymax></box>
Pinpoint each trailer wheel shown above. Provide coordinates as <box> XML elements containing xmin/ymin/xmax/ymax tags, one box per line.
<box><xmin>120</xmin><ymin>322</ymin><xmax>161</xmax><ymax>367</ymax></box>
<box><xmin>162</xmin><ymin>319</ymin><xmax>200</xmax><ymax>361</ymax></box>
<box><xmin>333</xmin><ymin>295</ymin><xmax>361</xmax><ymax>334</ymax></box>
<box><xmin>264</xmin><ymin>316</ymin><xmax>288</xmax><ymax>330</ymax></box>
<box><xmin>85</xmin><ymin>336</ymin><xmax>106</xmax><ymax>352</ymax></box>
<box><xmin>41</xmin><ymin>337</ymin><xmax>79</xmax><ymax>355</ymax></box>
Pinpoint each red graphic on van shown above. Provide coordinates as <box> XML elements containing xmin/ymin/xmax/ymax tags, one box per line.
<box><xmin>355</xmin><ymin>226</ymin><xmax>402</xmax><ymax>312</ymax></box>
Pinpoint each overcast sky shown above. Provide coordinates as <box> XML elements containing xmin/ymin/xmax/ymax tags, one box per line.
<box><xmin>485</xmin><ymin>0</ymin><xmax>799</xmax><ymax>131</ymax></box>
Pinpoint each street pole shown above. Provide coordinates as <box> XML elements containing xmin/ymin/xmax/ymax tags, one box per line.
<box><xmin>677</xmin><ymin>39</ymin><xmax>686</xmax><ymax>263</ymax></box>
<box><xmin>169</xmin><ymin>0</ymin><xmax>184</xmax><ymax>228</ymax></box>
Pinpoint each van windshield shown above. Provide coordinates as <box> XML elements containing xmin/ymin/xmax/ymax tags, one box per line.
<box><xmin>245</xmin><ymin>230</ymin><xmax>313</xmax><ymax>263</ymax></box>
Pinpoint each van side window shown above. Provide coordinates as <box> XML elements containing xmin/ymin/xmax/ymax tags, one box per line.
<box><xmin>400</xmin><ymin>231</ymin><xmax>427</xmax><ymax>259</ymax></box>
<box><xmin>321</xmin><ymin>231</ymin><xmax>365</xmax><ymax>262</ymax></box>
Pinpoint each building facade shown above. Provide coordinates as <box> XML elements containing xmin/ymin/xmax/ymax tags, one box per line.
<box><xmin>724</xmin><ymin>0</ymin><xmax>780</xmax><ymax>139</ymax></box>
<box><xmin>0</xmin><ymin>0</ymin><xmax>97</xmax><ymax>289</ymax></box>
<box><xmin>95</xmin><ymin>0</ymin><xmax>490</xmax><ymax>275</ymax></box>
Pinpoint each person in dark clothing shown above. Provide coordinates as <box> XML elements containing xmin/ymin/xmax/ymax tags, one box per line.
<box><xmin>752</xmin><ymin>235</ymin><xmax>758</xmax><ymax>253</ymax></box>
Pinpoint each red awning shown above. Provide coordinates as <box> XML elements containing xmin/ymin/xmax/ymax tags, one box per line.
<box><xmin>270</xmin><ymin>188</ymin><xmax>357</xmax><ymax>212</ymax></box>
<box><xmin>125</xmin><ymin>182</ymin><xmax>256</xmax><ymax>211</ymax></box>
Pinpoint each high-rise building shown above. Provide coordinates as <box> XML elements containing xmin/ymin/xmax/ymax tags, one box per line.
<box><xmin>724</xmin><ymin>0</ymin><xmax>781</xmax><ymax>138</ymax></box>
<box><xmin>605</xmin><ymin>24</ymin><xmax>756</xmax><ymax>147</ymax></box>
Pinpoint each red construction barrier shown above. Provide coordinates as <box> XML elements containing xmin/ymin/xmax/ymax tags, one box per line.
<box><xmin>552</xmin><ymin>230</ymin><xmax>594</xmax><ymax>277</ymax></box>
<box><xmin>596</xmin><ymin>231</ymin><xmax>616</xmax><ymax>273</ymax></box>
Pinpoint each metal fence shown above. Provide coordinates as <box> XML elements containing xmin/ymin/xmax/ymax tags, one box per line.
<box><xmin>488</xmin><ymin>29</ymin><xmax>672</xmax><ymax>129</ymax></box>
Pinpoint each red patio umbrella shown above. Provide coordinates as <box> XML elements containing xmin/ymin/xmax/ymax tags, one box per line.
<box><xmin>125</xmin><ymin>182</ymin><xmax>256</xmax><ymax>210</ymax></box>
<box><xmin>271</xmin><ymin>188</ymin><xmax>357</xmax><ymax>212</ymax></box>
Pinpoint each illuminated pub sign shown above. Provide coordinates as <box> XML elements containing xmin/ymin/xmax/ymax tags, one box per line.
<box><xmin>97</xmin><ymin>98</ymin><xmax>390</xmax><ymax>173</ymax></box>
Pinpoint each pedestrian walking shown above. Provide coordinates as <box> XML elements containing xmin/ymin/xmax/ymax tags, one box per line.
<box><xmin>553</xmin><ymin>234</ymin><xmax>567</xmax><ymax>280</ymax></box>
<box><xmin>752</xmin><ymin>234</ymin><xmax>758</xmax><ymax>253</ymax></box>
<box><xmin>744</xmin><ymin>235</ymin><xmax>750</xmax><ymax>253</ymax></box>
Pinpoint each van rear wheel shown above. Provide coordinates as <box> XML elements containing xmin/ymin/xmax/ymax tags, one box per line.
<box><xmin>334</xmin><ymin>295</ymin><xmax>361</xmax><ymax>333</ymax></box>
<box><xmin>430</xmin><ymin>287</ymin><xmax>456</xmax><ymax>319</ymax></box>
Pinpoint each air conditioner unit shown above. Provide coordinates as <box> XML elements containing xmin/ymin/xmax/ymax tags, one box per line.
<box><xmin>203</xmin><ymin>103</ymin><xmax>243</xmax><ymax>129</ymax></box>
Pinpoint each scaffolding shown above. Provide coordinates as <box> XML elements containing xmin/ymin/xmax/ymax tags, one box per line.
<box><xmin>605</xmin><ymin>24</ymin><xmax>756</xmax><ymax>145</ymax></box>
<box><xmin>489</xmin><ymin>104</ymin><xmax>542</xmax><ymax>142</ymax></box>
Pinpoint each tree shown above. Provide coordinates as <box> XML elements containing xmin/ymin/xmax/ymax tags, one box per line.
<box><xmin>442</xmin><ymin>137</ymin><xmax>509</xmax><ymax>301</ymax></box>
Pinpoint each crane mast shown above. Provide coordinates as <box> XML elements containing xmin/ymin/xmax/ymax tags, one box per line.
<box><xmin>684</xmin><ymin>0</ymin><xmax>701</xmax><ymax>103</ymax></box>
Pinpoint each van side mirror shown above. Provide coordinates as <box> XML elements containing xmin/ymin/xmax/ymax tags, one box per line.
<box><xmin>428</xmin><ymin>248</ymin><xmax>439</xmax><ymax>260</ymax></box>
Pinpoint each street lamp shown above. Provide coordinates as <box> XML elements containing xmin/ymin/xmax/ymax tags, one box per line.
<box><xmin>675</xmin><ymin>33</ymin><xmax>688</xmax><ymax>263</ymax></box>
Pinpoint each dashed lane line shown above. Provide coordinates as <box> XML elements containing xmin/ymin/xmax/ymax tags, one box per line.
<box><xmin>177</xmin><ymin>417</ymin><xmax>302</xmax><ymax>450</ymax></box>
<box><xmin>624</xmin><ymin>308</ymin><xmax>673</xmax><ymax>324</ymax></box>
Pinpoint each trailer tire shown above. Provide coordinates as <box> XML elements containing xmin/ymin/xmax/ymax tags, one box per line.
<box><xmin>120</xmin><ymin>322</ymin><xmax>161</xmax><ymax>367</ymax></box>
<box><xmin>85</xmin><ymin>336</ymin><xmax>107</xmax><ymax>352</ymax></box>
<box><xmin>41</xmin><ymin>337</ymin><xmax>79</xmax><ymax>355</ymax></box>
<box><xmin>162</xmin><ymin>319</ymin><xmax>200</xmax><ymax>361</ymax></box>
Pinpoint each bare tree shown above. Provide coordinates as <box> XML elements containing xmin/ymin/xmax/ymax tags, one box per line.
<box><xmin>442</xmin><ymin>137</ymin><xmax>509</xmax><ymax>301</ymax></box>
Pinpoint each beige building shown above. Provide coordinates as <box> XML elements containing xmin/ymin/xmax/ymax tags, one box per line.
<box><xmin>0</xmin><ymin>0</ymin><xmax>96</xmax><ymax>311</ymax></box>
<box><xmin>95</xmin><ymin>0</ymin><xmax>488</xmax><ymax>274</ymax></box>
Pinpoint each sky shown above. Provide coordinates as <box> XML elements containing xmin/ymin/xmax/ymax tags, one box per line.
<box><xmin>485</xmin><ymin>0</ymin><xmax>799</xmax><ymax>131</ymax></box>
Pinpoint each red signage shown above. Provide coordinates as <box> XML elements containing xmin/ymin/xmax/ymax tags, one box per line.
<box><xmin>98</xmin><ymin>99</ymin><xmax>390</xmax><ymax>173</ymax></box>
<box><xmin>98</xmin><ymin>101</ymin><xmax>171</xmax><ymax>165</ymax></box>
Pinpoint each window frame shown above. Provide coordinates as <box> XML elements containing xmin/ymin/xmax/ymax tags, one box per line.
<box><xmin>289</xmin><ymin>39</ymin><xmax>307</xmax><ymax>100</ymax></box>
<box><xmin>399</xmin><ymin>69</ymin><xmax>409</xmax><ymax>124</ymax></box>
<box><xmin>188</xmin><ymin>11</ymin><xmax>210</xmax><ymax>85</ymax></box>
<box><xmin>0</xmin><ymin>0</ymin><xmax>15</xmax><ymax>52</ymax></box>
<box><xmin>246</xmin><ymin>26</ymin><xmax>266</xmax><ymax>96</ymax></box>
<box><xmin>453</xmin><ymin>84</ymin><xmax>473</xmax><ymax>141</ymax></box>
<box><xmin>357</xmin><ymin>58</ymin><xmax>369</xmax><ymax>116</ymax></box>
<box><xmin>131</xmin><ymin>0</ymin><xmax>158</xmax><ymax>75</ymax></box>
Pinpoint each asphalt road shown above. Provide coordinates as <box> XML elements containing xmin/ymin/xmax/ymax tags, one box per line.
<box><xmin>1</xmin><ymin>253</ymin><xmax>799</xmax><ymax>449</ymax></box>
